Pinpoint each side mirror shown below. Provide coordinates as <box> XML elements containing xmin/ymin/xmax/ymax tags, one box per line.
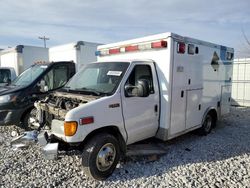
<box><xmin>6</xmin><ymin>78</ymin><xmax>11</xmax><ymax>85</ymax></box>
<box><xmin>125</xmin><ymin>79</ymin><xmax>150</xmax><ymax>97</ymax></box>
<box><xmin>44</xmin><ymin>85</ymin><xmax>49</xmax><ymax>92</ymax></box>
<box><xmin>38</xmin><ymin>80</ymin><xmax>48</xmax><ymax>92</ymax></box>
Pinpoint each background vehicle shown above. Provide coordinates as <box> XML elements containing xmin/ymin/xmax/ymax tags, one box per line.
<box><xmin>0</xmin><ymin>45</ymin><xmax>49</xmax><ymax>77</ymax></box>
<box><xmin>49</xmin><ymin>41</ymin><xmax>101</xmax><ymax>71</ymax></box>
<box><xmin>0</xmin><ymin>61</ymin><xmax>75</xmax><ymax>129</ymax></box>
<box><xmin>0</xmin><ymin>41</ymin><xmax>100</xmax><ymax>127</ymax></box>
<box><xmin>0</xmin><ymin>67</ymin><xmax>16</xmax><ymax>86</ymax></box>
<box><xmin>35</xmin><ymin>32</ymin><xmax>234</xmax><ymax>180</ymax></box>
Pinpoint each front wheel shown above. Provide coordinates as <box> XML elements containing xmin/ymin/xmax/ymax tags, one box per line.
<box><xmin>82</xmin><ymin>133</ymin><xmax>120</xmax><ymax>180</ymax></box>
<box><xmin>22</xmin><ymin>108</ymin><xmax>39</xmax><ymax>130</ymax></box>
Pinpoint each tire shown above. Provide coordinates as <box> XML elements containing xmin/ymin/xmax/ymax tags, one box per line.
<box><xmin>198</xmin><ymin>113</ymin><xmax>215</xmax><ymax>136</ymax></box>
<box><xmin>82</xmin><ymin>133</ymin><xmax>120</xmax><ymax>180</ymax></box>
<box><xmin>22</xmin><ymin>108</ymin><xmax>39</xmax><ymax>130</ymax></box>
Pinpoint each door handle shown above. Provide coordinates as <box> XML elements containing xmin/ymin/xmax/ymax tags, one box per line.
<box><xmin>181</xmin><ymin>90</ymin><xmax>184</xmax><ymax>98</ymax></box>
<box><xmin>154</xmin><ymin>105</ymin><xmax>158</xmax><ymax>112</ymax></box>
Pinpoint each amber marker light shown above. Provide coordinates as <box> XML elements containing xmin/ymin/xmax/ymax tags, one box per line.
<box><xmin>64</xmin><ymin>121</ymin><xmax>78</xmax><ymax>136</ymax></box>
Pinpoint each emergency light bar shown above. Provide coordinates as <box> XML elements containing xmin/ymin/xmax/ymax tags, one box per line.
<box><xmin>95</xmin><ymin>40</ymin><xmax>167</xmax><ymax>56</ymax></box>
<box><xmin>34</xmin><ymin>61</ymin><xmax>48</xmax><ymax>65</ymax></box>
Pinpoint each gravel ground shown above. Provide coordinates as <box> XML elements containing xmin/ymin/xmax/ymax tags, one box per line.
<box><xmin>0</xmin><ymin>107</ymin><xmax>250</xmax><ymax>187</ymax></box>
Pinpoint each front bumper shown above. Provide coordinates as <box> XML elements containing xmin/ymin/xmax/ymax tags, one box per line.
<box><xmin>51</xmin><ymin>119</ymin><xmax>66</xmax><ymax>140</ymax></box>
<box><xmin>0</xmin><ymin>109</ymin><xmax>24</xmax><ymax>126</ymax></box>
<box><xmin>46</xmin><ymin>119</ymin><xmax>85</xmax><ymax>145</ymax></box>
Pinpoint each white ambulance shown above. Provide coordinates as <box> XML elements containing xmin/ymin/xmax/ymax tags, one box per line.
<box><xmin>36</xmin><ymin>32</ymin><xmax>234</xmax><ymax>180</ymax></box>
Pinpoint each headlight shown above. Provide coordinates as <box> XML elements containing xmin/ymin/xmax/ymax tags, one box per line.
<box><xmin>0</xmin><ymin>94</ymin><xmax>17</xmax><ymax>103</ymax></box>
<box><xmin>0</xmin><ymin>95</ymin><xmax>11</xmax><ymax>103</ymax></box>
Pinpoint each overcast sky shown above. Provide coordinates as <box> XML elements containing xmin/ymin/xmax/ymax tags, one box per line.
<box><xmin>0</xmin><ymin>0</ymin><xmax>250</xmax><ymax>57</ymax></box>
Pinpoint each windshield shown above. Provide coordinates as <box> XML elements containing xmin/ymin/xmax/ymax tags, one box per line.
<box><xmin>12</xmin><ymin>65</ymin><xmax>48</xmax><ymax>86</ymax></box>
<box><xmin>64</xmin><ymin>62</ymin><xmax>129</xmax><ymax>96</ymax></box>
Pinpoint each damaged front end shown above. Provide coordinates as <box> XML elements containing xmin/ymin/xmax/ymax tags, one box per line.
<box><xmin>25</xmin><ymin>91</ymin><xmax>100</xmax><ymax>159</ymax></box>
<box><xmin>34</xmin><ymin>91</ymin><xmax>99</xmax><ymax>129</ymax></box>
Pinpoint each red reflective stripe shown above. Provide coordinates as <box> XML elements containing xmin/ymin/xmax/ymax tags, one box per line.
<box><xmin>109</xmin><ymin>48</ymin><xmax>120</xmax><ymax>54</ymax></box>
<box><xmin>125</xmin><ymin>45</ymin><xmax>139</xmax><ymax>52</ymax></box>
<box><xmin>151</xmin><ymin>41</ymin><xmax>167</xmax><ymax>48</ymax></box>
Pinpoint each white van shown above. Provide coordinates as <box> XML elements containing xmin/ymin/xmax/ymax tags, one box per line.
<box><xmin>35</xmin><ymin>32</ymin><xmax>234</xmax><ymax>180</ymax></box>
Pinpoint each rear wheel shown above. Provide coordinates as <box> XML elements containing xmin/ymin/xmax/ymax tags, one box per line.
<box><xmin>82</xmin><ymin>133</ymin><xmax>120</xmax><ymax>180</ymax></box>
<box><xmin>198</xmin><ymin>113</ymin><xmax>215</xmax><ymax>135</ymax></box>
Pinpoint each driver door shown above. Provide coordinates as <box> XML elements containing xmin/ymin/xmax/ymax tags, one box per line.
<box><xmin>30</xmin><ymin>64</ymin><xmax>72</xmax><ymax>102</ymax></box>
<box><xmin>121</xmin><ymin>62</ymin><xmax>159</xmax><ymax>144</ymax></box>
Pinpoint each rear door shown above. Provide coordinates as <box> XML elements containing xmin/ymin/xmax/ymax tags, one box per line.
<box><xmin>121</xmin><ymin>62</ymin><xmax>160</xmax><ymax>144</ymax></box>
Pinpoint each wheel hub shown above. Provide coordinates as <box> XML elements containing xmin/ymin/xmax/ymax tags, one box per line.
<box><xmin>96</xmin><ymin>143</ymin><xmax>116</xmax><ymax>171</ymax></box>
<box><xmin>204</xmin><ymin>116</ymin><xmax>212</xmax><ymax>132</ymax></box>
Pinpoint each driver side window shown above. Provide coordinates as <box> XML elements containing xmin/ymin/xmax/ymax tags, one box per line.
<box><xmin>125</xmin><ymin>65</ymin><xmax>154</xmax><ymax>96</ymax></box>
<box><xmin>42</xmin><ymin>65</ymin><xmax>69</xmax><ymax>91</ymax></box>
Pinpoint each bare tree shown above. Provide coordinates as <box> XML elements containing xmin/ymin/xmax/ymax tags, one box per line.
<box><xmin>238</xmin><ymin>28</ymin><xmax>250</xmax><ymax>58</ymax></box>
<box><xmin>242</xmin><ymin>29</ymin><xmax>250</xmax><ymax>46</ymax></box>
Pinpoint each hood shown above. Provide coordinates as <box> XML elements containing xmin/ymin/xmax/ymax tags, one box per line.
<box><xmin>0</xmin><ymin>85</ymin><xmax>25</xmax><ymax>95</ymax></box>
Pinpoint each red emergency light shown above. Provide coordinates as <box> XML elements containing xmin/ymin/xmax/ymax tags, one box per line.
<box><xmin>151</xmin><ymin>41</ymin><xmax>167</xmax><ymax>48</ymax></box>
<box><xmin>125</xmin><ymin>45</ymin><xmax>139</xmax><ymax>52</ymax></box>
<box><xmin>109</xmin><ymin>48</ymin><xmax>120</xmax><ymax>54</ymax></box>
<box><xmin>96</xmin><ymin>40</ymin><xmax>168</xmax><ymax>56</ymax></box>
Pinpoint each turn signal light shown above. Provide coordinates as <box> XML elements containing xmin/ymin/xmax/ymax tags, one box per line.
<box><xmin>64</xmin><ymin>121</ymin><xmax>78</xmax><ymax>136</ymax></box>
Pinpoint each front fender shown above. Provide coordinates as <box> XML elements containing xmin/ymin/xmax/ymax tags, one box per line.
<box><xmin>62</xmin><ymin>94</ymin><xmax>127</xmax><ymax>143</ymax></box>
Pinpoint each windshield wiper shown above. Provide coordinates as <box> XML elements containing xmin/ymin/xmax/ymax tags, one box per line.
<box><xmin>75</xmin><ymin>88</ymin><xmax>108</xmax><ymax>96</ymax></box>
<box><xmin>77</xmin><ymin>88</ymin><xmax>101</xmax><ymax>96</ymax></box>
<box><xmin>61</xmin><ymin>86</ymin><xmax>75</xmax><ymax>93</ymax></box>
<box><xmin>62</xmin><ymin>87</ymin><xmax>109</xmax><ymax>96</ymax></box>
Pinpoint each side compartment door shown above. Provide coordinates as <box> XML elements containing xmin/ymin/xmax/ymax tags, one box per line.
<box><xmin>121</xmin><ymin>62</ymin><xmax>160</xmax><ymax>144</ymax></box>
<box><xmin>169</xmin><ymin>42</ymin><xmax>187</xmax><ymax>136</ymax></box>
<box><xmin>170</xmin><ymin>41</ymin><xmax>203</xmax><ymax>136</ymax></box>
<box><xmin>186</xmin><ymin>89</ymin><xmax>203</xmax><ymax>129</ymax></box>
